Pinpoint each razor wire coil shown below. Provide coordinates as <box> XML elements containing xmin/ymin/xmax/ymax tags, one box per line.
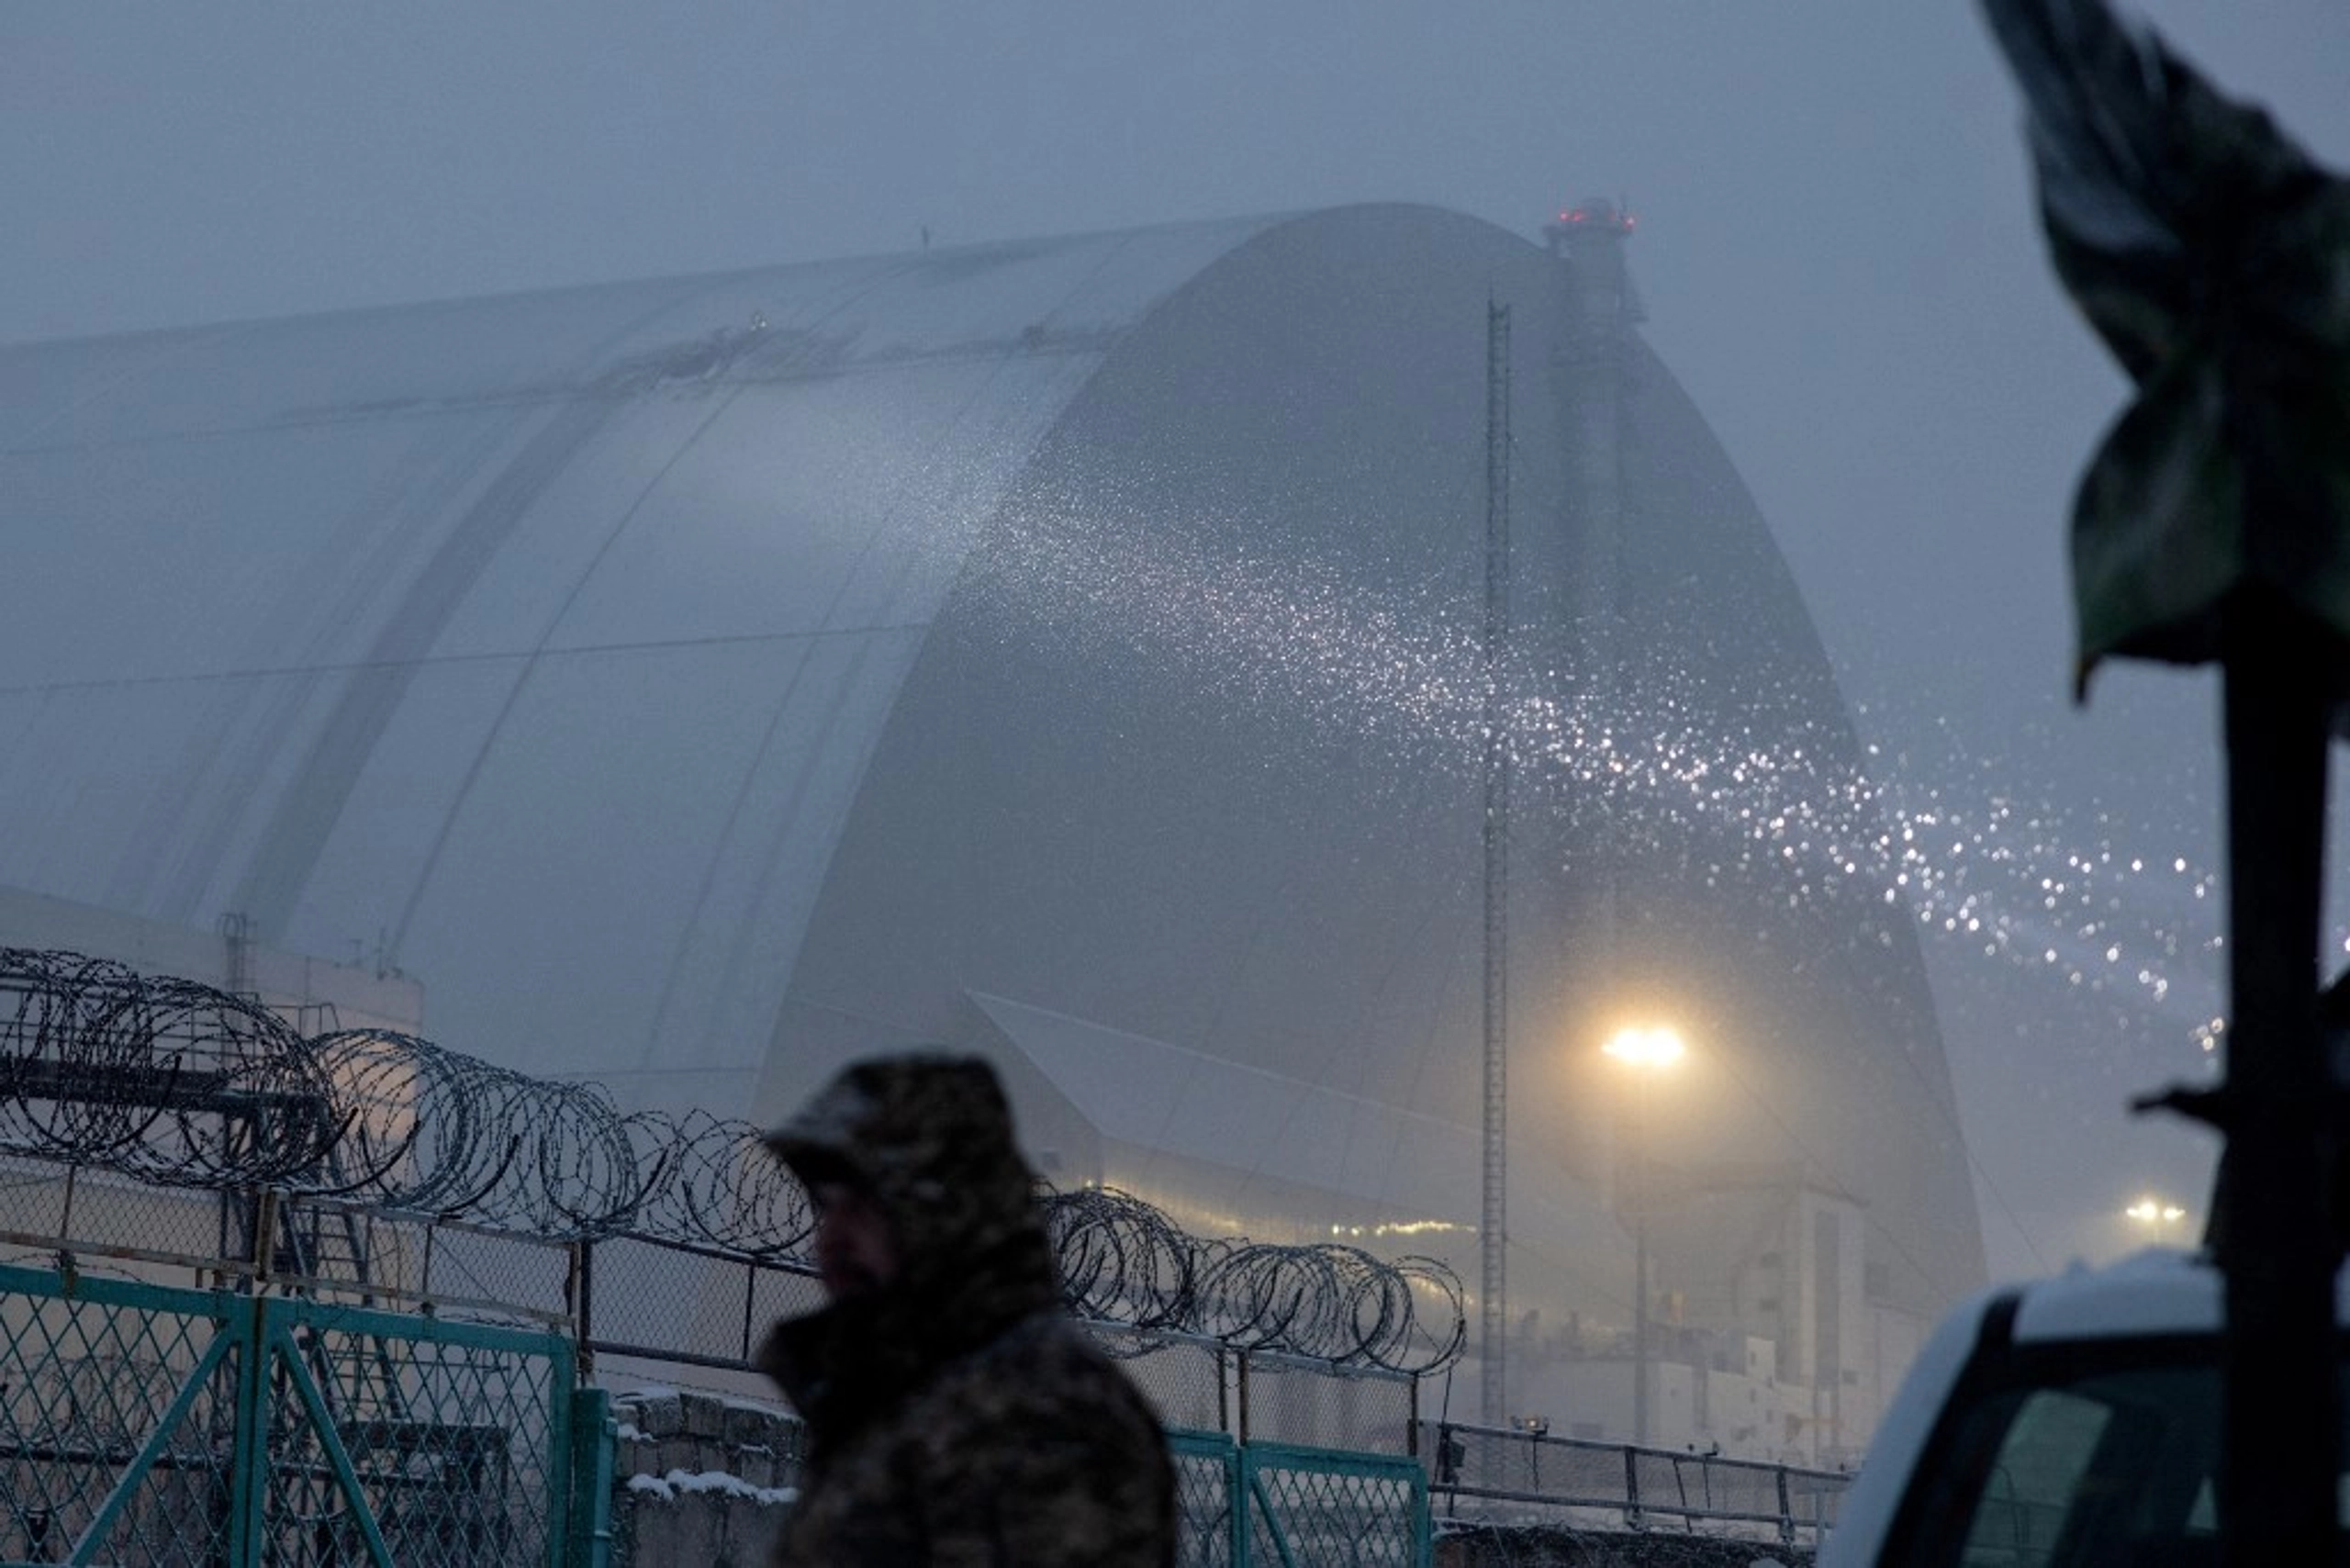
<box><xmin>0</xmin><ymin>946</ymin><xmax>1463</xmax><ymax>1370</ymax></box>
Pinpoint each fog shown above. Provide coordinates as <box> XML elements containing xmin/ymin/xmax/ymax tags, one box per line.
<box><xmin>6</xmin><ymin>2</ymin><xmax>2349</xmax><ymax>1284</ymax></box>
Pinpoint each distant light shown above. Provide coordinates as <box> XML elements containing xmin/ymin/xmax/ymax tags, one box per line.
<box><xmin>2124</xmin><ymin>1196</ymin><xmax>2187</xmax><ymax>1226</ymax></box>
<box><xmin>1551</xmin><ymin>202</ymin><xmax>1633</xmax><ymax>234</ymax></box>
<box><xmin>1372</xmin><ymin>1217</ymin><xmax>1467</xmax><ymax>1238</ymax></box>
<box><xmin>1604</xmin><ymin>1025</ymin><xmax>1686</xmax><ymax>1070</ymax></box>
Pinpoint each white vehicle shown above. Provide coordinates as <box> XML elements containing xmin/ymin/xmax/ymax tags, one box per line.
<box><xmin>1822</xmin><ymin>1248</ymin><xmax>2343</xmax><ymax>1566</ymax></box>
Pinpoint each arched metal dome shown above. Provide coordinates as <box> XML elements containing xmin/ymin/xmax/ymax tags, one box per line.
<box><xmin>0</xmin><ymin>203</ymin><xmax>1984</xmax><ymax>1430</ymax></box>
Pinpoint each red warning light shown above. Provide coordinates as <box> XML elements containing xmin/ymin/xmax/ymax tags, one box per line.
<box><xmin>1544</xmin><ymin>199</ymin><xmax>1635</xmax><ymax>247</ymax></box>
<box><xmin>1564</xmin><ymin>203</ymin><xmax>1633</xmax><ymax>233</ymax></box>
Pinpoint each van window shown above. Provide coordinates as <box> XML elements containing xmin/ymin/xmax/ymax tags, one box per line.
<box><xmin>1958</xmin><ymin>1389</ymin><xmax>2113</xmax><ymax>1563</ymax></box>
<box><xmin>1891</xmin><ymin>1357</ymin><xmax>2228</xmax><ymax>1567</ymax></box>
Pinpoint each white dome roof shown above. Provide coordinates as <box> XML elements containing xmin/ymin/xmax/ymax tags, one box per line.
<box><xmin>0</xmin><ymin>203</ymin><xmax>1986</xmax><ymax>1321</ymax></box>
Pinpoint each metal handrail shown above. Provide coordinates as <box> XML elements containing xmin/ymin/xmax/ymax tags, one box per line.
<box><xmin>1422</xmin><ymin>1417</ymin><xmax>1852</xmax><ymax>1543</ymax></box>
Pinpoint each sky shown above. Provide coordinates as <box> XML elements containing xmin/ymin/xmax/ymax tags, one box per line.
<box><xmin>6</xmin><ymin>1</ymin><xmax>2349</xmax><ymax>1282</ymax></box>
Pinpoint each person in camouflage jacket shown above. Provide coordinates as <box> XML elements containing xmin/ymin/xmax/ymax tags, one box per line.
<box><xmin>756</xmin><ymin>1051</ymin><xmax>1177</xmax><ymax>1566</ymax></box>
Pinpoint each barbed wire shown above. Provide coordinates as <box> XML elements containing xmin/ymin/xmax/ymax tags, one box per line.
<box><xmin>622</xmin><ymin>1105</ymin><xmax>816</xmax><ymax>1259</ymax></box>
<box><xmin>0</xmin><ymin>946</ymin><xmax>1464</xmax><ymax>1369</ymax></box>
<box><xmin>0</xmin><ymin>948</ymin><xmax>339</xmax><ymax>1187</ymax></box>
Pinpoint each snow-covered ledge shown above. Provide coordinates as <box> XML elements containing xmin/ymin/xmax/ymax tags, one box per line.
<box><xmin>607</xmin><ymin>1388</ymin><xmax>804</xmax><ymax>1568</ymax></box>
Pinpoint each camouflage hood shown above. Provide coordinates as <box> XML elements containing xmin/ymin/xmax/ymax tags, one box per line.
<box><xmin>763</xmin><ymin>1051</ymin><xmax>1045</xmax><ymax>1286</ymax></box>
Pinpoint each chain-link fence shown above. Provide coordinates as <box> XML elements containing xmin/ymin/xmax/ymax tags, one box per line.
<box><xmin>0</xmin><ymin>945</ymin><xmax>1505</xmax><ymax>1564</ymax></box>
<box><xmin>1243</xmin><ymin>1344</ymin><xmax>1419</xmax><ymax>1454</ymax></box>
<box><xmin>0</xmin><ymin>1159</ymin><xmax>575</xmax><ymax>1329</ymax></box>
<box><xmin>0</xmin><ymin>1149</ymin><xmax>1858</xmax><ymax>1563</ymax></box>
<box><xmin>0</xmin><ymin>1162</ymin><xmax>577</xmax><ymax>1331</ymax></box>
<box><xmin>1170</xmin><ymin>1434</ymin><xmax>1243</xmax><ymax>1567</ymax></box>
<box><xmin>1</xmin><ymin>1259</ymin><xmax>235</xmax><ymax>1564</ymax></box>
<box><xmin>1171</xmin><ymin>1430</ymin><xmax>1430</xmax><ymax>1568</ymax></box>
<box><xmin>0</xmin><ymin>1156</ymin><xmax>240</xmax><ymax>1275</ymax></box>
<box><xmin>576</xmin><ymin>1251</ymin><xmax>1423</xmax><ymax>1458</ymax></box>
<box><xmin>1248</xmin><ymin>1439</ymin><xmax>1427</xmax><ymax>1566</ymax></box>
<box><xmin>0</xmin><ymin>1258</ymin><xmax>587</xmax><ymax>1566</ymax></box>
<box><xmin>577</xmin><ymin>1232</ymin><xmax>825</xmax><ymax>1374</ymax></box>
<box><xmin>1091</xmin><ymin>1327</ymin><xmax>1232</xmax><ymax>1434</ymax></box>
<box><xmin>1080</xmin><ymin>1328</ymin><xmax>1420</xmax><ymax>1454</ymax></box>
<box><xmin>0</xmin><ymin>1145</ymin><xmax>1437</xmax><ymax>1458</ymax></box>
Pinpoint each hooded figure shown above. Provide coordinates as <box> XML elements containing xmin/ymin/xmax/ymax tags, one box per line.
<box><xmin>756</xmin><ymin>1051</ymin><xmax>1177</xmax><ymax>1566</ymax></box>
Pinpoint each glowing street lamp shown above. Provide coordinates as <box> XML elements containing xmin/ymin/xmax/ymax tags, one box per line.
<box><xmin>1605</xmin><ymin>1024</ymin><xmax>1685</xmax><ymax>1447</ymax></box>
<box><xmin>1603</xmin><ymin>1025</ymin><xmax>1687</xmax><ymax>1071</ymax></box>
<box><xmin>2124</xmin><ymin>1196</ymin><xmax>2189</xmax><ymax>1242</ymax></box>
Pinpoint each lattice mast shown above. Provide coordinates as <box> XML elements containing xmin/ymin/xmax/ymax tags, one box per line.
<box><xmin>1480</xmin><ymin>301</ymin><xmax>1513</xmax><ymax>1429</ymax></box>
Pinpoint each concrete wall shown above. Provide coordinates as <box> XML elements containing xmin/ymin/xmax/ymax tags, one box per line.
<box><xmin>609</xmin><ymin>1388</ymin><xmax>804</xmax><ymax>1568</ymax></box>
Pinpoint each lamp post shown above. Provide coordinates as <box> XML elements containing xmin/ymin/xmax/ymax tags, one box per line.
<box><xmin>1605</xmin><ymin>1025</ymin><xmax>1684</xmax><ymax>1448</ymax></box>
<box><xmin>2123</xmin><ymin>1195</ymin><xmax>2189</xmax><ymax>1245</ymax></box>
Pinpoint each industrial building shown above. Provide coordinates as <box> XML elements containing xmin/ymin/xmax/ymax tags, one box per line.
<box><xmin>0</xmin><ymin>201</ymin><xmax>1984</xmax><ymax>1460</ymax></box>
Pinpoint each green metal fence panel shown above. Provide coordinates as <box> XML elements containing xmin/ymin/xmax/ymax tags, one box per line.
<box><xmin>1169</xmin><ymin>1429</ymin><xmax>1427</xmax><ymax>1568</ymax></box>
<box><xmin>1170</xmin><ymin>1428</ymin><xmax>1244</xmax><ymax>1566</ymax></box>
<box><xmin>0</xmin><ymin>1260</ymin><xmax>248</xmax><ymax>1566</ymax></box>
<box><xmin>267</xmin><ymin>1314</ymin><xmax>399</xmax><ymax>1568</ymax></box>
<box><xmin>1242</xmin><ymin>1439</ymin><xmax>1428</xmax><ymax>1568</ymax></box>
<box><xmin>0</xmin><ymin>1260</ymin><xmax>578</xmax><ymax>1567</ymax></box>
<box><xmin>253</xmin><ymin>1294</ymin><xmax>576</xmax><ymax>1567</ymax></box>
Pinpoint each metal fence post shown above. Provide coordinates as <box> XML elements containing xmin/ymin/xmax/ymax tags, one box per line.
<box><xmin>573</xmin><ymin>1240</ymin><xmax>594</xmax><ymax>1380</ymax></box>
<box><xmin>1623</xmin><ymin>1443</ymin><xmax>1643</xmax><ymax>1531</ymax></box>
<box><xmin>1229</xmin><ymin>1439</ymin><xmax>1250</xmax><ymax>1568</ymax></box>
<box><xmin>253</xmin><ymin>1188</ymin><xmax>278</xmax><ymax>1287</ymax></box>
<box><xmin>567</xmin><ymin>1384</ymin><xmax>618</xmax><ymax>1568</ymax></box>
<box><xmin>225</xmin><ymin>1294</ymin><xmax>271</xmax><ymax>1564</ymax></box>
<box><xmin>742</xmin><ymin>1250</ymin><xmax>760</xmax><ymax>1361</ymax></box>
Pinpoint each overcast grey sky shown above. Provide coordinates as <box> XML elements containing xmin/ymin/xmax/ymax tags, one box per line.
<box><xmin>7</xmin><ymin>2</ymin><xmax>2348</xmax><ymax>1278</ymax></box>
